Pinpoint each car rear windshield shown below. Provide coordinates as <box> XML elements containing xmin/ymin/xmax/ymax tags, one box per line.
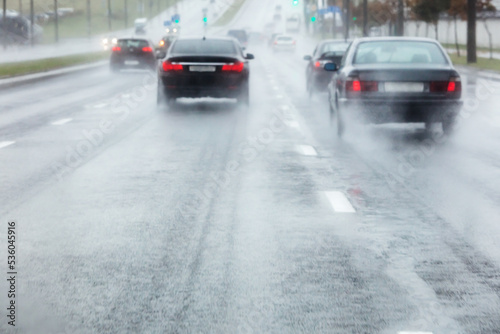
<box><xmin>320</xmin><ymin>42</ymin><xmax>350</xmax><ymax>55</ymax></box>
<box><xmin>118</xmin><ymin>39</ymin><xmax>149</xmax><ymax>48</ymax></box>
<box><xmin>172</xmin><ymin>39</ymin><xmax>237</xmax><ymax>55</ymax></box>
<box><xmin>277</xmin><ymin>36</ymin><xmax>293</xmax><ymax>41</ymax></box>
<box><xmin>353</xmin><ymin>41</ymin><xmax>448</xmax><ymax>65</ymax></box>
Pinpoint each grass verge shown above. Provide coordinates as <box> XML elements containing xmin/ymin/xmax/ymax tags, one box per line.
<box><xmin>0</xmin><ymin>51</ymin><xmax>109</xmax><ymax>78</ymax></box>
<box><xmin>213</xmin><ymin>0</ymin><xmax>246</xmax><ymax>27</ymax></box>
<box><xmin>448</xmin><ymin>53</ymin><xmax>500</xmax><ymax>73</ymax></box>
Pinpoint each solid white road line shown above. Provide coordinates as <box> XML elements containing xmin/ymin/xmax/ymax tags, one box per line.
<box><xmin>51</xmin><ymin>118</ymin><xmax>73</xmax><ymax>125</ymax></box>
<box><xmin>0</xmin><ymin>141</ymin><xmax>15</xmax><ymax>149</ymax></box>
<box><xmin>398</xmin><ymin>332</ymin><xmax>433</xmax><ymax>334</ymax></box>
<box><xmin>297</xmin><ymin>145</ymin><xmax>317</xmax><ymax>156</ymax></box>
<box><xmin>324</xmin><ymin>191</ymin><xmax>356</xmax><ymax>213</ymax></box>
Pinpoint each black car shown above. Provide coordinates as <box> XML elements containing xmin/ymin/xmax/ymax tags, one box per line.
<box><xmin>156</xmin><ymin>36</ymin><xmax>255</xmax><ymax>107</ymax></box>
<box><xmin>304</xmin><ymin>39</ymin><xmax>350</xmax><ymax>97</ymax></box>
<box><xmin>227</xmin><ymin>29</ymin><xmax>248</xmax><ymax>48</ymax></box>
<box><xmin>110</xmin><ymin>38</ymin><xmax>156</xmax><ymax>72</ymax></box>
<box><xmin>325</xmin><ymin>37</ymin><xmax>463</xmax><ymax>137</ymax></box>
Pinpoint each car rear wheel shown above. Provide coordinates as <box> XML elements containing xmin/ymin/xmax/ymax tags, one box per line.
<box><xmin>238</xmin><ymin>83</ymin><xmax>250</xmax><ymax>106</ymax></box>
<box><xmin>336</xmin><ymin>103</ymin><xmax>345</xmax><ymax>138</ymax></box>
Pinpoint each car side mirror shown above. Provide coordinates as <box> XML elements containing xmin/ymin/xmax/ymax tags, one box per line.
<box><xmin>155</xmin><ymin>50</ymin><xmax>166</xmax><ymax>59</ymax></box>
<box><xmin>324</xmin><ymin>62</ymin><xmax>338</xmax><ymax>71</ymax></box>
<box><xmin>245</xmin><ymin>53</ymin><xmax>255</xmax><ymax>60</ymax></box>
<box><xmin>303</xmin><ymin>55</ymin><xmax>312</xmax><ymax>61</ymax></box>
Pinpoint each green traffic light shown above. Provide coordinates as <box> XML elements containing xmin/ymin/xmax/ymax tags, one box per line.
<box><xmin>203</xmin><ymin>17</ymin><xmax>207</xmax><ymax>22</ymax></box>
<box><xmin>175</xmin><ymin>19</ymin><xmax>179</xmax><ymax>23</ymax></box>
<box><xmin>353</xmin><ymin>17</ymin><xmax>357</xmax><ymax>21</ymax></box>
<box><xmin>292</xmin><ymin>0</ymin><xmax>298</xmax><ymax>5</ymax></box>
<box><xmin>311</xmin><ymin>16</ymin><xmax>316</xmax><ymax>22</ymax></box>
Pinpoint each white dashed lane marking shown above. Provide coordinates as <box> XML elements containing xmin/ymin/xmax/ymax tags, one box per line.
<box><xmin>0</xmin><ymin>141</ymin><xmax>15</xmax><ymax>149</ymax></box>
<box><xmin>51</xmin><ymin>118</ymin><xmax>73</xmax><ymax>125</ymax></box>
<box><xmin>324</xmin><ymin>191</ymin><xmax>356</xmax><ymax>213</ymax></box>
<box><xmin>398</xmin><ymin>332</ymin><xmax>433</xmax><ymax>334</ymax></box>
<box><xmin>297</xmin><ymin>145</ymin><xmax>317</xmax><ymax>156</ymax></box>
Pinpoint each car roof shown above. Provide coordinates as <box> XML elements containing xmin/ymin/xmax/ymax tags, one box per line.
<box><xmin>353</xmin><ymin>37</ymin><xmax>440</xmax><ymax>44</ymax></box>
<box><xmin>318</xmin><ymin>39</ymin><xmax>352</xmax><ymax>45</ymax></box>
<box><xmin>175</xmin><ymin>36</ymin><xmax>237</xmax><ymax>42</ymax></box>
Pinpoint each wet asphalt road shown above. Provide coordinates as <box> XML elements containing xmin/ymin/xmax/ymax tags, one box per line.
<box><xmin>2</xmin><ymin>1</ymin><xmax>500</xmax><ymax>333</ymax></box>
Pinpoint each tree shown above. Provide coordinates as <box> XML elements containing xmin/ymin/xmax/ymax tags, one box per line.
<box><xmin>467</xmin><ymin>0</ymin><xmax>477</xmax><ymax>63</ymax></box>
<box><xmin>448</xmin><ymin>0</ymin><xmax>467</xmax><ymax>56</ymax></box>
<box><xmin>412</xmin><ymin>0</ymin><xmax>450</xmax><ymax>40</ymax></box>
<box><xmin>477</xmin><ymin>0</ymin><xmax>496</xmax><ymax>59</ymax></box>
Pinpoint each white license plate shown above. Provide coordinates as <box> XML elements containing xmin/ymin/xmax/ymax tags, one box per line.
<box><xmin>124</xmin><ymin>60</ymin><xmax>139</xmax><ymax>65</ymax></box>
<box><xmin>384</xmin><ymin>82</ymin><xmax>424</xmax><ymax>93</ymax></box>
<box><xmin>189</xmin><ymin>65</ymin><xmax>216</xmax><ymax>72</ymax></box>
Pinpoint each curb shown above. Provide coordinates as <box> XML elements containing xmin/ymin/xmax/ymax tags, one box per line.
<box><xmin>0</xmin><ymin>60</ymin><xmax>108</xmax><ymax>89</ymax></box>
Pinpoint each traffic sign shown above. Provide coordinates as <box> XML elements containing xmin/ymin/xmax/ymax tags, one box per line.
<box><xmin>317</xmin><ymin>6</ymin><xmax>340</xmax><ymax>15</ymax></box>
<box><xmin>171</xmin><ymin>14</ymin><xmax>180</xmax><ymax>23</ymax></box>
<box><xmin>163</xmin><ymin>20</ymin><xmax>171</xmax><ymax>26</ymax></box>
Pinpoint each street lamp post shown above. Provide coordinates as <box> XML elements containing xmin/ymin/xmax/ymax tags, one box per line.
<box><xmin>30</xmin><ymin>0</ymin><xmax>34</xmax><ymax>45</ymax></box>
<box><xmin>86</xmin><ymin>0</ymin><xmax>91</xmax><ymax>38</ymax></box>
<box><xmin>362</xmin><ymin>0</ymin><xmax>368</xmax><ymax>36</ymax></box>
<box><xmin>54</xmin><ymin>0</ymin><xmax>59</xmax><ymax>42</ymax></box>
<box><xmin>396</xmin><ymin>0</ymin><xmax>404</xmax><ymax>36</ymax></box>
<box><xmin>108</xmin><ymin>0</ymin><xmax>112</xmax><ymax>31</ymax></box>
<box><xmin>3</xmin><ymin>0</ymin><xmax>6</xmax><ymax>50</ymax></box>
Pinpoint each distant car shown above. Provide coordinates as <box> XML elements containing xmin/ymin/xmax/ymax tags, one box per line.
<box><xmin>134</xmin><ymin>18</ymin><xmax>147</xmax><ymax>35</ymax></box>
<box><xmin>268</xmin><ymin>33</ymin><xmax>281</xmax><ymax>47</ymax></box>
<box><xmin>273</xmin><ymin>13</ymin><xmax>282</xmax><ymax>21</ymax></box>
<box><xmin>272</xmin><ymin>35</ymin><xmax>296</xmax><ymax>53</ymax></box>
<box><xmin>227</xmin><ymin>29</ymin><xmax>248</xmax><ymax>48</ymax></box>
<box><xmin>325</xmin><ymin>37</ymin><xmax>463</xmax><ymax>137</ymax></box>
<box><xmin>156</xmin><ymin>36</ymin><xmax>255</xmax><ymax>107</ymax></box>
<box><xmin>275</xmin><ymin>5</ymin><xmax>282</xmax><ymax>11</ymax></box>
<box><xmin>304</xmin><ymin>39</ymin><xmax>350</xmax><ymax>97</ymax></box>
<box><xmin>165</xmin><ymin>25</ymin><xmax>180</xmax><ymax>36</ymax></box>
<box><xmin>285</xmin><ymin>16</ymin><xmax>300</xmax><ymax>33</ymax></box>
<box><xmin>110</xmin><ymin>38</ymin><xmax>156</xmax><ymax>72</ymax></box>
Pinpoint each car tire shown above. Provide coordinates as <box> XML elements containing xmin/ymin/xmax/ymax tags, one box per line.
<box><xmin>336</xmin><ymin>101</ymin><xmax>345</xmax><ymax>138</ymax></box>
<box><xmin>238</xmin><ymin>83</ymin><xmax>250</xmax><ymax>106</ymax></box>
<box><xmin>442</xmin><ymin>118</ymin><xmax>456</xmax><ymax>136</ymax></box>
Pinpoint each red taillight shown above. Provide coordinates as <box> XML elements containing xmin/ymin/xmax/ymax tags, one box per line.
<box><xmin>274</xmin><ymin>41</ymin><xmax>278</xmax><ymax>45</ymax></box>
<box><xmin>111</xmin><ymin>46</ymin><xmax>121</xmax><ymax>52</ymax></box>
<box><xmin>314</xmin><ymin>61</ymin><xmax>321</xmax><ymax>68</ymax></box>
<box><xmin>162</xmin><ymin>61</ymin><xmax>183</xmax><ymax>72</ymax></box>
<box><xmin>222</xmin><ymin>61</ymin><xmax>244</xmax><ymax>73</ymax></box>
<box><xmin>351</xmin><ymin>80</ymin><xmax>361</xmax><ymax>91</ymax></box>
<box><xmin>142</xmin><ymin>46</ymin><xmax>153</xmax><ymax>52</ymax></box>
<box><xmin>346</xmin><ymin>78</ymin><xmax>378</xmax><ymax>92</ymax></box>
<box><xmin>430</xmin><ymin>77</ymin><xmax>461</xmax><ymax>93</ymax></box>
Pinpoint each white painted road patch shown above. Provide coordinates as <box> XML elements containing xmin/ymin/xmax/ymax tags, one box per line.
<box><xmin>51</xmin><ymin>118</ymin><xmax>72</xmax><ymax>125</ymax></box>
<box><xmin>324</xmin><ymin>191</ymin><xmax>356</xmax><ymax>213</ymax></box>
<box><xmin>398</xmin><ymin>332</ymin><xmax>433</xmax><ymax>334</ymax></box>
<box><xmin>297</xmin><ymin>145</ymin><xmax>317</xmax><ymax>156</ymax></box>
<box><xmin>0</xmin><ymin>141</ymin><xmax>15</xmax><ymax>149</ymax></box>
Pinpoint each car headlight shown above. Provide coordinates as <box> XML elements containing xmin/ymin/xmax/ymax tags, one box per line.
<box><xmin>111</xmin><ymin>38</ymin><xmax>117</xmax><ymax>44</ymax></box>
<box><xmin>173</xmin><ymin>28</ymin><xmax>177</xmax><ymax>33</ymax></box>
<box><xmin>102</xmin><ymin>38</ymin><xmax>108</xmax><ymax>45</ymax></box>
<box><xmin>166</xmin><ymin>28</ymin><xmax>170</xmax><ymax>33</ymax></box>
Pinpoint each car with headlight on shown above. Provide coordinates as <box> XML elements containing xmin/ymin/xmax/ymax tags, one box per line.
<box><xmin>304</xmin><ymin>39</ymin><xmax>350</xmax><ymax>97</ymax></box>
<box><xmin>165</xmin><ymin>25</ymin><xmax>180</xmax><ymax>36</ymax></box>
<box><xmin>158</xmin><ymin>35</ymin><xmax>177</xmax><ymax>51</ymax></box>
<box><xmin>325</xmin><ymin>37</ymin><xmax>463</xmax><ymax>137</ymax></box>
<box><xmin>156</xmin><ymin>36</ymin><xmax>255</xmax><ymax>108</ymax></box>
<box><xmin>110</xmin><ymin>38</ymin><xmax>157</xmax><ymax>72</ymax></box>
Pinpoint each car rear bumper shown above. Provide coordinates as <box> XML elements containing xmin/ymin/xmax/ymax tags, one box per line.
<box><xmin>338</xmin><ymin>98</ymin><xmax>463</xmax><ymax>123</ymax></box>
<box><xmin>159</xmin><ymin>74</ymin><xmax>247</xmax><ymax>99</ymax></box>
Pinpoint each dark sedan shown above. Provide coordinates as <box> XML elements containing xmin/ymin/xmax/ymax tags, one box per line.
<box><xmin>110</xmin><ymin>38</ymin><xmax>156</xmax><ymax>72</ymax></box>
<box><xmin>156</xmin><ymin>36</ymin><xmax>254</xmax><ymax>107</ymax></box>
<box><xmin>325</xmin><ymin>37</ymin><xmax>463</xmax><ymax>137</ymax></box>
<box><xmin>304</xmin><ymin>39</ymin><xmax>350</xmax><ymax>97</ymax></box>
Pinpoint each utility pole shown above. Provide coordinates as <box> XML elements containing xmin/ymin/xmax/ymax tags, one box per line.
<box><xmin>108</xmin><ymin>0</ymin><xmax>112</xmax><ymax>31</ymax></box>
<box><xmin>362</xmin><ymin>0</ymin><xmax>368</xmax><ymax>36</ymax></box>
<box><xmin>18</xmin><ymin>0</ymin><xmax>22</xmax><ymax>15</ymax></box>
<box><xmin>396</xmin><ymin>0</ymin><xmax>404</xmax><ymax>36</ymax></box>
<box><xmin>467</xmin><ymin>0</ymin><xmax>477</xmax><ymax>63</ymax></box>
<box><xmin>86</xmin><ymin>0</ymin><xmax>91</xmax><ymax>38</ymax></box>
<box><xmin>343</xmin><ymin>0</ymin><xmax>350</xmax><ymax>40</ymax></box>
<box><xmin>3</xmin><ymin>0</ymin><xmax>7</xmax><ymax>50</ymax></box>
<box><xmin>54</xmin><ymin>0</ymin><xmax>59</xmax><ymax>42</ymax></box>
<box><xmin>30</xmin><ymin>0</ymin><xmax>34</xmax><ymax>46</ymax></box>
<box><xmin>124</xmin><ymin>0</ymin><xmax>128</xmax><ymax>28</ymax></box>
